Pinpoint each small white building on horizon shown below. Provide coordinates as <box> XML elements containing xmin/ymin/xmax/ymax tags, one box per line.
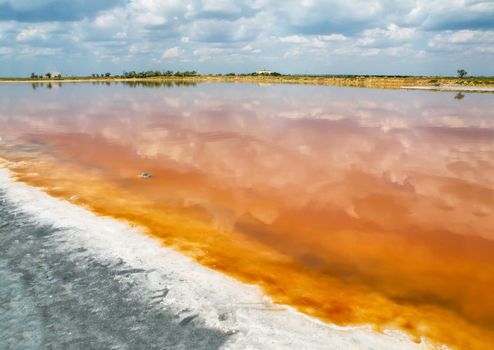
<box><xmin>255</xmin><ymin>70</ymin><xmax>273</xmax><ymax>75</ymax></box>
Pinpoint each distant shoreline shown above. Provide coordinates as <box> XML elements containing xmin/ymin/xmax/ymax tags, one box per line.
<box><xmin>401</xmin><ymin>85</ymin><xmax>494</xmax><ymax>92</ymax></box>
<box><xmin>1</xmin><ymin>75</ymin><xmax>493</xmax><ymax>92</ymax></box>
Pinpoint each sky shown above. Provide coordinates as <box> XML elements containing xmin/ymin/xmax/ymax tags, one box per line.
<box><xmin>0</xmin><ymin>0</ymin><xmax>493</xmax><ymax>77</ymax></box>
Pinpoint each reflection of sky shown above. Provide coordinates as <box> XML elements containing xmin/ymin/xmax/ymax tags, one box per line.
<box><xmin>0</xmin><ymin>83</ymin><xmax>492</xmax><ymax>240</ymax></box>
<box><xmin>1</xmin><ymin>83</ymin><xmax>492</xmax><ymax>130</ymax></box>
<box><xmin>1</xmin><ymin>83</ymin><xmax>494</xmax><ymax>349</ymax></box>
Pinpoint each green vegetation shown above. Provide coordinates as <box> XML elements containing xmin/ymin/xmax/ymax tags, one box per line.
<box><xmin>29</xmin><ymin>72</ymin><xmax>62</xmax><ymax>80</ymax></box>
<box><xmin>26</xmin><ymin>70</ymin><xmax>198</xmax><ymax>80</ymax></box>
<box><xmin>121</xmin><ymin>70</ymin><xmax>198</xmax><ymax>78</ymax></box>
<box><xmin>0</xmin><ymin>71</ymin><xmax>492</xmax><ymax>92</ymax></box>
<box><xmin>12</xmin><ymin>70</ymin><xmax>494</xmax><ymax>84</ymax></box>
<box><xmin>91</xmin><ymin>73</ymin><xmax>112</xmax><ymax>78</ymax></box>
<box><xmin>457</xmin><ymin>69</ymin><xmax>468</xmax><ymax>78</ymax></box>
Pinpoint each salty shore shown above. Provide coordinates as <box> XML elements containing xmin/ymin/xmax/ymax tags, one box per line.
<box><xmin>0</xmin><ymin>168</ymin><xmax>436</xmax><ymax>350</ymax></box>
<box><xmin>1</xmin><ymin>75</ymin><xmax>493</xmax><ymax>92</ymax></box>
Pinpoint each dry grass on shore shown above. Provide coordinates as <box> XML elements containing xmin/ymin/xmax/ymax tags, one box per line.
<box><xmin>1</xmin><ymin>75</ymin><xmax>493</xmax><ymax>91</ymax></box>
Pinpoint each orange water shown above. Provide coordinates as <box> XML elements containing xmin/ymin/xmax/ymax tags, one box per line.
<box><xmin>1</xmin><ymin>83</ymin><xmax>493</xmax><ymax>349</ymax></box>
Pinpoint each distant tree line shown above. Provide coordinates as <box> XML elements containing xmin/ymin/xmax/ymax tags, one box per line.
<box><xmin>29</xmin><ymin>70</ymin><xmax>200</xmax><ymax>79</ymax></box>
<box><xmin>30</xmin><ymin>72</ymin><xmax>62</xmax><ymax>79</ymax></box>
<box><xmin>120</xmin><ymin>70</ymin><xmax>198</xmax><ymax>78</ymax></box>
<box><xmin>26</xmin><ymin>69</ymin><xmax>479</xmax><ymax>81</ymax></box>
<box><xmin>92</xmin><ymin>73</ymin><xmax>112</xmax><ymax>78</ymax></box>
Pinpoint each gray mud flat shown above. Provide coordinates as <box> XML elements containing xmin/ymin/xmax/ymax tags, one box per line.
<box><xmin>0</xmin><ymin>192</ymin><xmax>230</xmax><ymax>350</ymax></box>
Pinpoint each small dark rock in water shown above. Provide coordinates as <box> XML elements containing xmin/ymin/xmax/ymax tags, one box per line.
<box><xmin>139</xmin><ymin>172</ymin><xmax>153</xmax><ymax>179</ymax></box>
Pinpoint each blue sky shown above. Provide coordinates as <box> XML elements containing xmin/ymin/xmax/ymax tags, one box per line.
<box><xmin>0</xmin><ymin>0</ymin><xmax>493</xmax><ymax>76</ymax></box>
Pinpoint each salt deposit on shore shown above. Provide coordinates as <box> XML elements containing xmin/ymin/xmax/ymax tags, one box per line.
<box><xmin>0</xmin><ymin>168</ymin><xmax>440</xmax><ymax>350</ymax></box>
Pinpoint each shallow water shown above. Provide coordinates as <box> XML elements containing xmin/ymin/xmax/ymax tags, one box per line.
<box><xmin>0</xmin><ymin>82</ymin><xmax>493</xmax><ymax>349</ymax></box>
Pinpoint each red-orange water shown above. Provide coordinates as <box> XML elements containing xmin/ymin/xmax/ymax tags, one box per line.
<box><xmin>1</xmin><ymin>83</ymin><xmax>493</xmax><ymax>349</ymax></box>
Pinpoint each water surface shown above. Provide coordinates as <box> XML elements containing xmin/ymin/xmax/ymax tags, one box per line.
<box><xmin>1</xmin><ymin>82</ymin><xmax>493</xmax><ymax>349</ymax></box>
